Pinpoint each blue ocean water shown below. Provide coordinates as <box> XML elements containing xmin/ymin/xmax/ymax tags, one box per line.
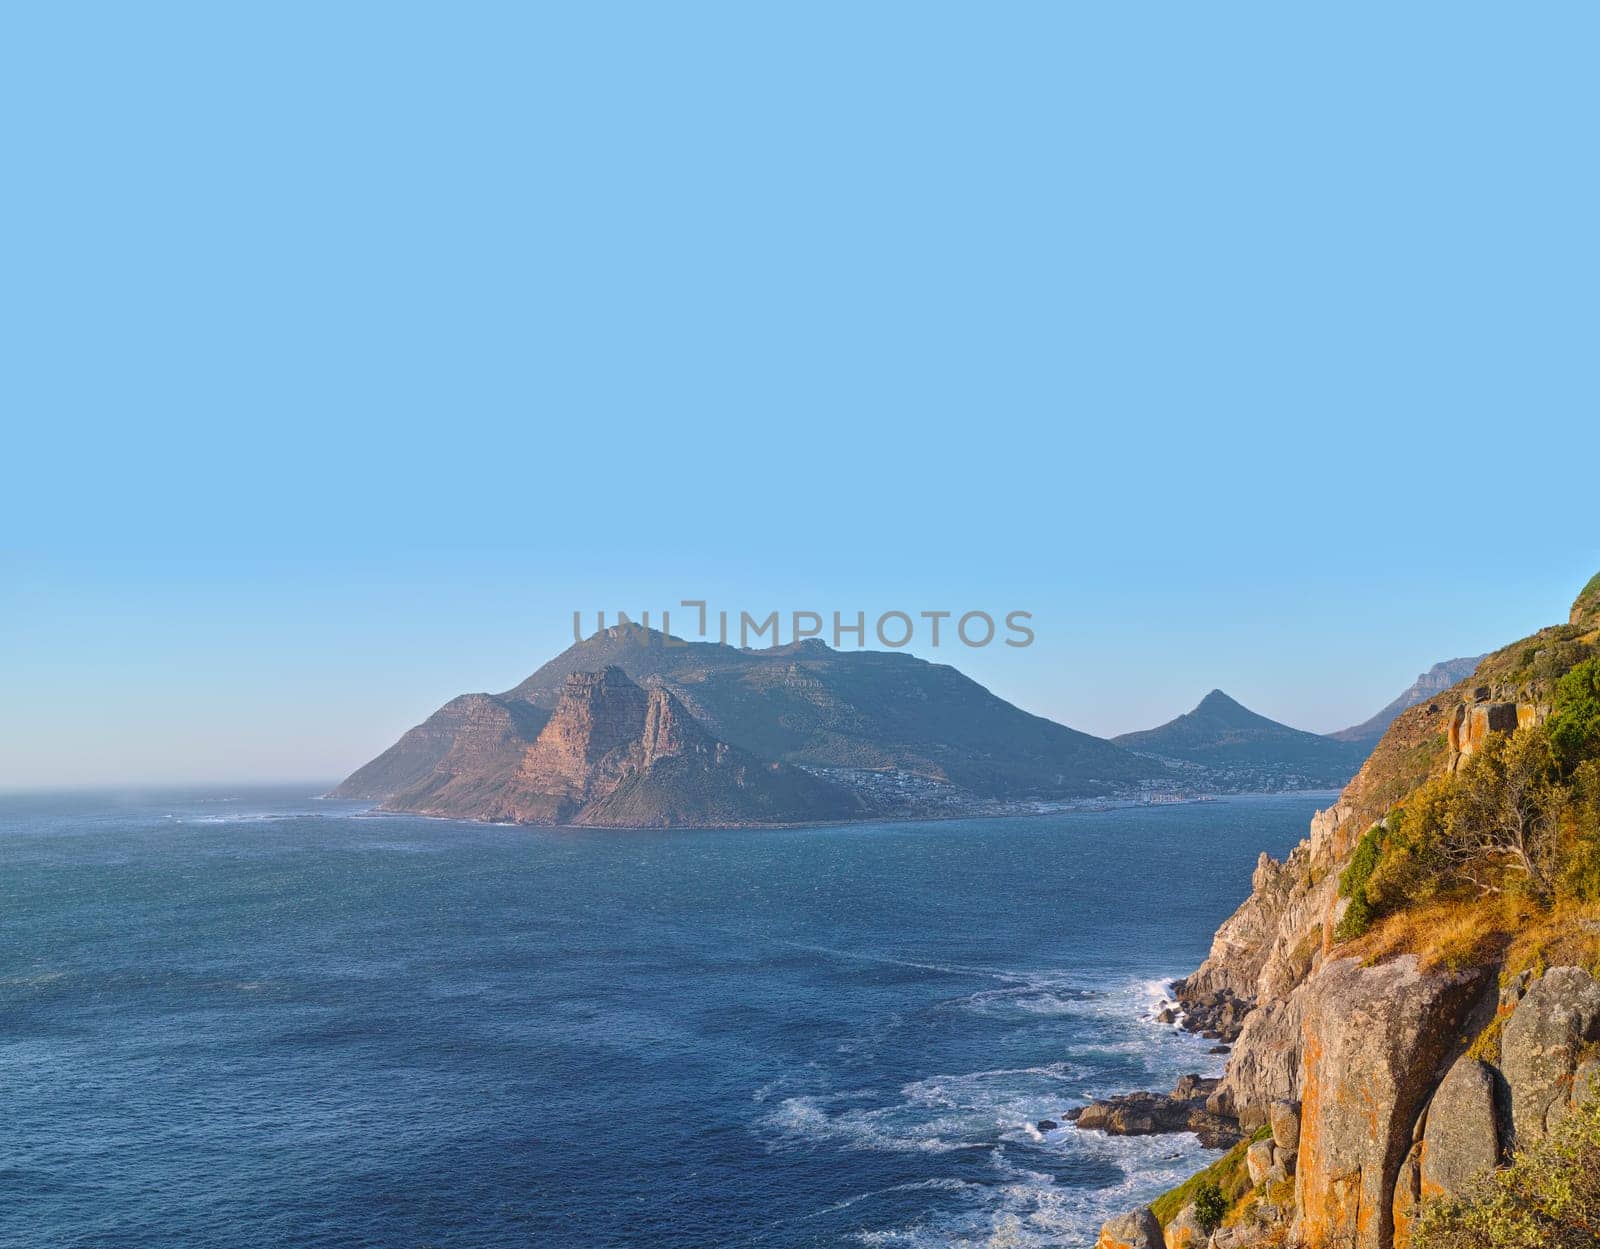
<box><xmin>0</xmin><ymin>790</ymin><xmax>1320</xmax><ymax>1249</ymax></box>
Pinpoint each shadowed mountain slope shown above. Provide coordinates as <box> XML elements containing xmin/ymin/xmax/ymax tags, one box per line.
<box><xmin>1113</xmin><ymin>689</ymin><xmax>1368</xmax><ymax>787</ymax></box>
<box><xmin>356</xmin><ymin>666</ymin><xmax>863</xmax><ymax>827</ymax></box>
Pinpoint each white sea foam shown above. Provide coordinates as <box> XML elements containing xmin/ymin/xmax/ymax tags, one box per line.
<box><xmin>174</xmin><ymin>812</ymin><xmax>308</xmax><ymax>825</ymax></box>
<box><xmin>759</xmin><ymin>972</ymin><xmax>1225</xmax><ymax>1248</ymax></box>
<box><xmin>849</xmin><ymin>1131</ymin><xmax>1216</xmax><ymax>1249</ymax></box>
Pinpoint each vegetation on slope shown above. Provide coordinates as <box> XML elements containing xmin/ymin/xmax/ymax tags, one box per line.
<box><xmin>1150</xmin><ymin>1126</ymin><xmax>1271</xmax><ymax>1225</ymax></box>
<box><xmin>1335</xmin><ymin>654</ymin><xmax>1600</xmax><ymax>971</ymax></box>
<box><xmin>1414</xmin><ymin>1092</ymin><xmax>1600</xmax><ymax>1249</ymax></box>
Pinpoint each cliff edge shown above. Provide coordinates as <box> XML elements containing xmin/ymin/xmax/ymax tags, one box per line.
<box><xmin>1099</xmin><ymin>569</ymin><xmax>1600</xmax><ymax>1249</ymax></box>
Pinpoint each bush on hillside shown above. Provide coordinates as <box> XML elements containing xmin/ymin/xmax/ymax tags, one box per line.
<box><xmin>1332</xmin><ymin>649</ymin><xmax>1600</xmax><ymax>953</ymax></box>
<box><xmin>1335</xmin><ymin>824</ymin><xmax>1388</xmax><ymax>939</ymax></box>
<box><xmin>1413</xmin><ymin>1093</ymin><xmax>1600</xmax><ymax>1249</ymax></box>
<box><xmin>1192</xmin><ymin>1179</ymin><xmax>1228</xmax><ymax>1234</ymax></box>
<box><xmin>1549</xmin><ymin>657</ymin><xmax>1600</xmax><ymax>768</ymax></box>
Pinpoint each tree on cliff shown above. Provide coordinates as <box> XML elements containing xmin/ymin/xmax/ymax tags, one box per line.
<box><xmin>1437</xmin><ymin>728</ymin><xmax>1564</xmax><ymax>903</ymax></box>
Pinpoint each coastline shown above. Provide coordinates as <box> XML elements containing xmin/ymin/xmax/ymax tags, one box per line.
<box><xmin>348</xmin><ymin>786</ymin><xmax>1344</xmax><ymax>832</ymax></box>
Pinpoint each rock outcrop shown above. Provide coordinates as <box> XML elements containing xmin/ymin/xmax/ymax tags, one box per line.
<box><xmin>1162</xmin><ymin>1204</ymin><xmax>1205</xmax><ymax>1249</ymax></box>
<box><xmin>1268</xmin><ymin>1099</ymin><xmax>1301</xmax><ymax>1154</ymax></box>
<box><xmin>1095</xmin><ymin>1206</ymin><xmax>1163</xmax><ymax>1249</ymax></box>
<box><xmin>1445</xmin><ymin>693</ymin><xmax>1548</xmax><ymax>772</ymax></box>
<box><xmin>1175</xmin><ymin>852</ymin><xmax>1297</xmax><ymax>1004</ymax></box>
<box><xmin>1417</xmin><ymin>1056</ymin><xmax>1500</xmax><ymax>1199</ymax></box>
<box><xmin>1498</xmin><ymin>964</ymin><xmax>1600</xmax><ymax>1149</ymax></box>
<box><xmin>1070</xmin><ymin>1075</ymin><xmax>1242</xmax><ymax>1149</ymax></box>
<box><xmin>1292</xmin><ymin>957</ymin><xmax>1488</xmax><ymax>1249</ymax></box>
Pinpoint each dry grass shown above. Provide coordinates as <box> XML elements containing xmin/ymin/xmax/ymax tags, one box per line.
<box><xmin>1347</xmin><ymin>893</ymin><xmax>1600</xmax><ymax>978</ymax></box>
<box><xmin>1466</xmin><ymin>1010</ymin><xmax>1508</xmax><ymax>1064</ymax></box>
<box><xmin>1346</xmin><ymin>894</ymin><xmax>1535</xmax><ymax>971</ymax></box>
<box><xmin>1503</xmin><ymin>898</ymin><xmax>1600</xmax><ymax>980</ymax></box>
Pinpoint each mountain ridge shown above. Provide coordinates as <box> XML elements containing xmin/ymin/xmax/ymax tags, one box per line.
<box><xmin>1113</xmin><ymin>688</ymin><xmax>1369</xmax><ymax>788</ymax></box>
<box><xmin>1327</xmin><ymin>654</ymin><xmax>1486</xmax><ymax>745</ymax></box>
<box><xmin>336</xmin><ymin>624</ymin><xmax>1169</xmax><ymax>808</ymax></box>
<box><xmin>336</xmin><ymin>630</ymin><xmax>1496</xmax><ymax>823</ymax></box>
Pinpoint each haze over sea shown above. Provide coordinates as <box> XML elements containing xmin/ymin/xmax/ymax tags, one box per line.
<box><xmin>1</xmin><ymin>791</ymin><xmax>1319</xmax><ymax>1249</ymax></box>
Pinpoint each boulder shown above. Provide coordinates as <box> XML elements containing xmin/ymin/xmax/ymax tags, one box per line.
<box><xmin>1163</xmin><ymin>1203</ymin><xmax>1204</xmax><ymax>1249</ymax></box>
<box><xmin>1268</xmin><ymin>1099</ymin><xmax>1301</xmax><ymax>1152</ymax></box>
<box><xmin>1096</xmin><ymin>1206</ymin><xmax>1162</xmax><ymax>1249</ymax></box>
<box><xmin>1499</xmin><ymin>965</ymin><xmax>1600</xmax><ymax>1148</ymax></box>
<box><xmin>1246</xmin><ymin>1138</ymin><xmax>1275</xmax><ymax>1185</ymax></box>
<box><xmin>1292</xmin><ymin>956</ymin><xmax>1488</xmax><ymax>1249</ymax></box>
<box><xmin>1419</xmin><ymin>1055</ymin><xmax>1500</xmax><ymax>1198</ymax></box>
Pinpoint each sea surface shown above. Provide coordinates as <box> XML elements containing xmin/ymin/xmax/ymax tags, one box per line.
<box><xmin>0</xmin><ymin>789</ymin><xmax>1322</xmax><ymax>1249</ymax></box>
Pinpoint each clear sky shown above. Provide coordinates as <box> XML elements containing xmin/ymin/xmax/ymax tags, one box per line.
<box><xmin>2</xmin><ymin>4</ymin><xmax>1596</xmax><ymax>788</ymax></box>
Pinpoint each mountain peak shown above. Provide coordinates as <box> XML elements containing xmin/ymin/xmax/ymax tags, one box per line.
<box><xmin>1189</xmin><ymin>689</ymin><xmax>1273</xmax><ymax>730</ymax></box>
<box><xmin>1113</xmin><ymin>688</ymin><xmax>1367</xmax><ymax>786</ymax></box>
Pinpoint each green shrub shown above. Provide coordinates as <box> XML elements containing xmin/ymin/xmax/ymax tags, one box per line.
<box><xmin>1414</xmin><ymin>1091</ymin><xmax>1600</xmax><ymax>1249</ymax></box>
<box><xmin>1549</xmin><ymin>657</ymin><xmax>1600</xmax><ymax>770</ymax></box>
<box><xmin>1192</xmin><ymin>1178</ymin><xmax>1228</xmax><ymax>1234</ymax></box>
<box><xmin>1336</xmin><ymin>825</ymin><xmax>1387</xmax><ymax>940</ymax></box>
<box><xmin>1565</xmin><ymin>759</ymin><xmax>1600</xmax><ymax>902</ymax></box>
<box><xmin>1149</xmin><ymin>1126</ymin><xmax>1270</xmax><ymax>1225</ymax></box>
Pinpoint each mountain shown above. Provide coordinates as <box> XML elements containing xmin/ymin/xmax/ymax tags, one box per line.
<box><xmin>1327</xmin><ymin>654</ymin><xmax>1486</xmax><ymax>745</ymax></box>
<box><xmin>1112</xmin><ymin>689</ymin><xmax>1369</xmax><ymax>788</ymax></box>
<box><xmin>500</xmin><ymin>627</ymin><xmax>1167</xmax><ymax>796</ymax></box>
<box><xmin>352</xmin><ymin>666</ymin><xmax>863</xmax><ymax>827</ymax></box>
<box><xmin>337</xmin><ymin>625</ymin><xmax>1167</xmax><ymax>813</ymax></box>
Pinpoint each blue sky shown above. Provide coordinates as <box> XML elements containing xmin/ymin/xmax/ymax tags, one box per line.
<box><xmin>2</xmin><ymin>4</ymin><xmax>1596</xmax><ymax>787</ymax></box>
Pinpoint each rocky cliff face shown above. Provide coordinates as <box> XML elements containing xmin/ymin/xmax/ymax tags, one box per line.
<box><xmin>364</xmin><ymin>666</ymin><xmax>863</xmax><ymax>827</ymax></box>
<box><xmin>1293</xmin><ymin>957</ymin><xmax>1489</xmax><ymax>1249</ymax></box>
<box><xmin>1100</xmin><ymin>572</ymin><xmax>1600</xmax><ymax>1249</ymax></box>
<box><xmin>501</xmin><ymin>625</ymin><xmax>1167</xmax><ymax>798</ymax></box>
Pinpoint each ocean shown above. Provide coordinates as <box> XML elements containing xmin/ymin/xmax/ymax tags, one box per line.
<box><xmin>0</xmin><ymin>789</ymin><xmax>1319</xmax><ymax>1249</ymax></box>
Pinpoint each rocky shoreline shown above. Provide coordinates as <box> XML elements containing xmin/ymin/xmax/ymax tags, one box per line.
<box><xmin>1068</xmin><ymin>1074</ymin><xmax>1243</xmax><ymax>1150</ymax></box>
